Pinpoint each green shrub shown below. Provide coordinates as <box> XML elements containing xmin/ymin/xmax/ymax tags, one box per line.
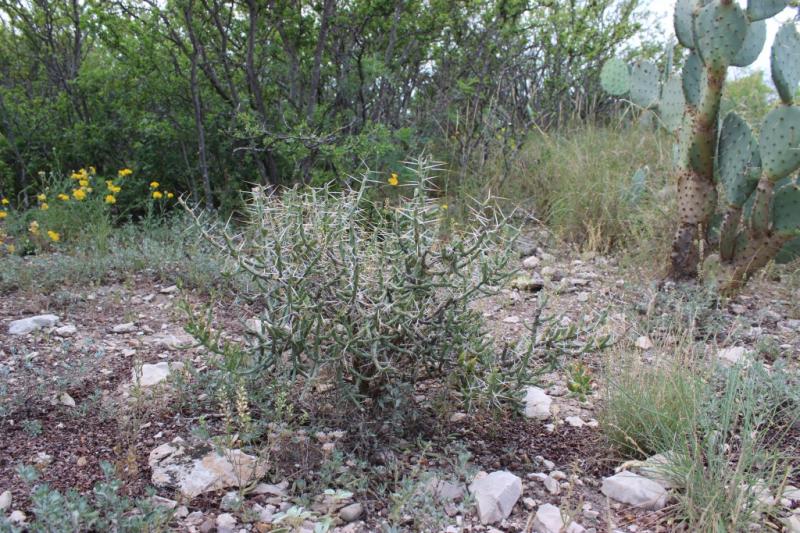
<box><xmin>185</xmin><ymin>159</ymin><xmax>533</xmax><ymax>430</ymax></box>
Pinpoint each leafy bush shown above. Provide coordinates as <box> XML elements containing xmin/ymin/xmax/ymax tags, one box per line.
<box><xmin>0</xmin><ymin>166</ymin><xmax>178</xmax><ymax>256</ymax></box>
<box><xmin>186</xmin><ymin>159</ymin><xmax>531</xmax><ymax>429</ymax></box>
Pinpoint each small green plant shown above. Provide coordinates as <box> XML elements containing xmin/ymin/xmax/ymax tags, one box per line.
<box><xmin>601</xmin><ymin>1</ymin><xmax>800</xmax><ymax>293</ymax></box>
<box><xmin>1</xmin><ymin>462</ymin><xmax>173</xmax><ymax>532</ymax></box>
<box><xmin>21</xmin><ymin>419</ymin><xmax>43</xmax><ymax>437</ymax></box>
<box><xmin>566</xmin><ymin>362</ymin><xmax>593</xmax><ymax>401</ymax></box>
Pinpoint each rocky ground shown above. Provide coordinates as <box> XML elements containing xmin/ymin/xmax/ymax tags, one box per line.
<box><xmin>1</xmin><ymin>237</ymin><xmax>800</xmax><ymax>532</ymax></box>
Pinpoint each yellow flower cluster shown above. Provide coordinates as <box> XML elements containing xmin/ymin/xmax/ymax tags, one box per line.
<box><xmin>148</xmin><ymin>181</ymin><xmax>174</xmax><ymax>200</ymax></box>
<box><xmin>388</xmin><ymin>173</ymin><xmax>399</xmax><ymax>186</ymax></box>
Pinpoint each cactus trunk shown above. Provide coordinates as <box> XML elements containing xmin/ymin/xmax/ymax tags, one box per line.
<box><xmin>668</xmin><ymin>67</ymin><xmax>724</xmax><ymax>279</ymax></box>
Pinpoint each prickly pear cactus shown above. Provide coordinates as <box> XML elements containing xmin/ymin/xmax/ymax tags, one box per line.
<box><xmin>599</xmin><ymin>1</ymin><xmax>800</xmax><ymax>294</ymax></box>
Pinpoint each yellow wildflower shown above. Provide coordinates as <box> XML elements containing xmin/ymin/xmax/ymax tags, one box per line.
<box><xmin>40</xmin><ymin>203</ymin><xmax>49</xmax><ymax>211</ymax></box>
<box><xmin>388</xmin><ymin>173</ymin><xmax>399</xmax><ymax>186</ymax></box>
<box><xmin>89</xmin><ymin>166</ymin><xmax>97</xmax><ymax>175</ymax></box>
<box><xmin>167</xmin><ymin>192</ymin><xmax>174</xmax><ymax>199</ymax></box>
<box><xmin>104</xmin><ymin>195</ymin><xmax>116</xmax><ymax>204</ymax></box>
<box><xmin>441</xmin><ymin>204</ymin><xmax>448</xmax><ymax>210</ymax></box>
<box><xmin>37</xmin><ymin>193</ymin><xmax>46</xmax><ymax>202</ymax></box>
<box><xmin>29</xmin><ymin>220</ymin><xmax>39</xmax><ymax>235</ymax></box>
<box><xmin>86</xmin><ymin>187</ymin><xmax>93</xmax><ymax>193</ymax></box>
<box><xmin>58</xmin><ymin>193</ymin><xmax>69</xmax><ymax>201</ymax></box>
<box><xmin>0</xmin><ymin>211</ymin><xmax>6</xmax><ymax>220</ymax></box>
<box><xmin>109</xmin><ymin>184</ymin><xmax>121</xmax><ymax>193</ymax></box>
<box><xmin>72</xmin><ymin>189</ymin><xmax>86</xmax><ymax>201</ymax></box>
<box><xmin>1</xmin><ymin>198</ymin><xmax>8</xmax><ymax>205</ymax></box>
<box><xmin>79</xmin><ymin>179</ymin><xmax>89</xmax><ymax>187</ymax></box>
<box><xmin>118</xmin><ymin>168</ymin><xmax>133</xmax><ymax>177</ymax></box>
<box><xmin>150</xmin><ymin>181</ymin><xmax>160</xmax><ymax>189</ymax></box>
<box><xmin>47</xmin><ymin>230</ymin><xmax>60</xmax><ymax>242</ymax></box>
<box><xmin>152</xmin><ymin>191</ymin><xmax>163</xmax><ymax>199</ymax></box>
<box><xmin>6</xmin><ymin>244</ymin><xmax>14</xmax><ymax>254</ymax></box>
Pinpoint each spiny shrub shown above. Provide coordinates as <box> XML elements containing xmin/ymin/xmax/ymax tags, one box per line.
<box><xmin>187</xmin><ymin>159</ymin><xmax>533</xmax><ymax>429</ymax></box>
<box><xmin>601</xmin><ymin>1</ymin><xmax>800</xmax><ymax>294</ymax></box>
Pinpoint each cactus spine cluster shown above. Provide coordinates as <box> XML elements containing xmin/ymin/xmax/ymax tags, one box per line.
<box><xmin>600</xmin><ymin>0</ymin><xmax>800</xmax><ymax>294</ymax></box>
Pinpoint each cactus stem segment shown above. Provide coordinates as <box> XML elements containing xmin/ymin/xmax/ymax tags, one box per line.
<box><xmin>749</xmin><ymin>176</ymin><xmax>775</xmax><ymax>238</ymax></box>
<box><xmin>719</xmin><ymin>206</ymin><xmax>742</xmax><ymax>262</ymax></box>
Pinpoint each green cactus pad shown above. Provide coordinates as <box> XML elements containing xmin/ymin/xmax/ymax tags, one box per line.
<box><xmin>719</xmin><ymin>112</ymin><xmax>761</xmax><ymax>207</ymax></box>
<box><xmin>629</xmin><ymin>61</ymin><xmax>660</xmax><ymax>109</ymax></box>
<box><xmin>746</xmin><ymin>0</ymin><xmax>788</xmax><ymax>21</ymax></box>
<box><xmin>675</xmin><ymin>0</ymin><xmax>698</xmax><ymax>49</ymax></box>
<box><xmin>776</xmin><ymin>236</ymin><xmax>800</xmax><ymax>263</ymax></box>
<box><xmin>772</xmin><ymin>180</ymin><xmax>800</xmax><ymax>236</ymax></box>
<box><xmin>771</xmin><ymin>23</ymin><xmax>800</xmax><ymax>105</ymax></box>
<box><xmin>732</xmin><ymin>19</ymin><xmax>766</xmax><ymax>67</ymax></box>
<box><xmin>682</xmin><ymin>52</ymin><xmax>705</xmax><ymax>107</ymax></box>
<box><xmin>693</xmin><ymin>1</ymin><xmax>748</xmax><ymax>70</ymax></box>
<box><xmin>759</xmin><ymin>106</ymin><xmax>800</xmax><ymax>180</ymax></box>
<box><xmin>600</xmin><ymin>58</ymin><xmax>631</xmax><ymax>96</ymax></box>
<box><xmin>659</xmin><ymin>77</ymin><xmax>686</xmax><ymax>132</ymax></box>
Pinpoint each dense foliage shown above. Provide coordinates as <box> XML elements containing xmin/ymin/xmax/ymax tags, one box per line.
<box><xmin>0</xmin><ymin>0</ymin><xmax>647</xmax><ymax>209</ymax></box>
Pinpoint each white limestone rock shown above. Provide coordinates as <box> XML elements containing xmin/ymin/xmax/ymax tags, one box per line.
<box><xmin>601</xmin><ymin>471</ymin><xmax>668</xmax><ymax>510</ymax></box>
<box><xmin>523</xmin><ymin>386</ymin><xmax>552</xmax><ymax>420</ymax></box>
<box><xmin>8</xmin><ymin>314</ymin><xmax>59</xmax><ymax>335</ymax></box>
<box><xmin>468</xmin><ymin>471</ymin><xmax>522</xmax><ymax>524</ymax></box>
<box><xmin>132</xmin><ymin>361</ymin><xmax>184</xmax><ymax>387</ymax></box>
<box><xmin>532</xmin><ymin>503</ymin><xmax>563</xmax><ymax>533</ymax></box>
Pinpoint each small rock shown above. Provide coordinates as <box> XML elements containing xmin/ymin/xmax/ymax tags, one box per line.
<box><xmin>425</xmin><ymin>477</ymin><xmax>465</xmax><ymax>502</ymax></box>
<box><xmin>511</xmin><ymin>274</ymin><xmax>544</xmax><ymax>292</ymax></box>
<box><xmin>151</xmin><ymin>495</ymin><xmax>178</xmax><ymax>509</ymax></box>
<box><xmin>54</xmin><ymin>324</ymin><xmax>77</xmax><ymax>337</ymax></box>
<box><xmin>730</xmin><ymin>304</ymin><xmax>747</xmax><ymax>314</ymax></box>
<box><xmin>216</xmin><ymin>513</ymin><xmax>237</xmax><ymax>533</ymax></box>
<box><xmin>8</xmin><ymin>314</ymin><xmax>59</xmax><ymax>335</ymax></box>
<box><xmin>503</xmin><ymin>315</ymin><xmax>521</xmax><ymax>324</ymax></box>
<box><xmin>252</xmin><ymin>481</ymin><xmax>289</xmax><ymax>497</ymax></box>
<box><xmin>112</xmin><ymin>322</ymin><xmax>137</xmax><ymax>334</ymax></box>
<box><xmin>566</xmin><ymin>523</ymin><xmax>586</xmax><ymax>533</ymax></box>
<box><xmin>338</xmin><ymin>502</ymin><xmax>364</xmax><ymax>522</ymax></box>
<box><xmin>76</xmin><ymin>457</ymin><xmax>88</xmax><ymax>467</ymax></box>
<box><xmin>533</xmin><ymin>503</ymin><xmax>563</xmax><ymax>533</ymax></box>
<box><xmin>132</xmin><ymin>361</ymin><xmax>184</xmax><ymax>387</ymax></box>
<box><xmin>543</xmin><ymin>475</ymin><xmax>560</xmax><ymax>495</ymax></box>
<box><xmin>149</xmin><ymin>437</ymin><xmax>268</xmax><ymax>499</ymax></box>
<box><xmin>198</xmin><ymin>518</ymin><xmax>215</xmax><ymax>533</ymax></box>
<box><xmin>8</xmin><ymin>510</ymin><xmax>26</xmax><ymax>525</ymax></box>
<box><xmin>565</xmin><ymin>416</ymin><xmax>585</xmax><ymax>428</ymax></box>
<box><xmin>59</xmin><ymin>392</ymin><xmax>76</xmax><ymax>408</ymax></box>
<box><xmin>717</xmin><ymin>346</ymin><xmax>747</xmax><ymax>367</ymax></box>
<box><xmin>469</xmin><ymin>471</ymin><xmax>522</xmax><ymax>524</ymax></box>
<box><xmin>782</xmin><ymin>515</ymin><xmax>800</xmax><ymax>533</ymax></box>
<box><xmin>634</xmin><ymin>336</ymin><xmax>653</xmax><ymax>350</ymax></box>
<box><xmin>449</xmin><ymin>412</ymin><xmax>467</xmax><ymax>423</ymax></box>
<box><xmin>783</xmin><ymin>485</ymin><xmax>800</xmax><ymax>502</ymax></box>
<box><xmin>160</xmin><ymin>285</ymin><xmax>179</xmax><ymax>294</ymax></box>
<box><xmin>601</xmin><ymin>471</ymin><xmax>667</xmax><ymax>510</ymax></box>
<box><xmin>0</xmin><ymin>490</ymin><xmax>11</xmax><ymax>511</ymax></box>
<box><xmin>33</xmin><ymin>452</ymin><xmax>53</xmax><ymax>470</ymax></box>
<box><xmin>522</xmin><ymin>255</ymin><xmax>541</xmax><ymax>269</ymax></box>
<box><xmin>523</xmin><ymin>386</ymin><xmax>552</xmax><ymax>420</ymax></box>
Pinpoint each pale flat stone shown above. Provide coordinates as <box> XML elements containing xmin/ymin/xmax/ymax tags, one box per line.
<box><xmin>565</xmin><ymin>416</ymin><xmax>585</xmax><ymax>428</ymax></box>
<box><xmin>8</xmin><ymin>314</ymin><xmax>59</xmax><ymax>335</ymax></box>
<box><xmin>132</xmin><ymin>361</ymin><xmax>184</xmax><ymax>387</ymax></box>
<box><xmin>58</xmin><ymin>392</ymin><xmax>76</xmax><ymax>408</ymax></box>
<box><xmin>782</xmin><ymin>515</ymin><xmax>800</xmax><ymax>533</ymax></box>
<box><xmin>601</xmin><ymin>471</ymin><xmax>668</xmax><ymax>510</ymax></box>
<box><xmin>112</xmin><ymin>322</ymin><xmax>137</xmax><ymax>333</ymax></box>
<box><xmin>522</xmin><ymin>255</ymin><xmax>541</xmax><ymax>269</ymax></box>
<box><xmin>469</xmin><ymin>471</ymin><xmax>522</xmax><ymax>524</ymax></box>
<box><xmin>523</xmin><ymin>386</ymin><xmax>552</xmax><ymax>420</ymax></box>
<box><xmin>215</xmin><ymin>513</ymin><xmax>237</xmax><ymax>533</ymax></box>
<box><xmin>634</xmin><ymin>336</ymin><xmax>653</xmax><ymax>350</ymax></box>
<box><xmin>718</xmin><ymin>346</ymin><xmax>748</xmax><ymax>367</ymax></box>
<box><xmin>0</xmin><ymin>490</ymin><xmax>11</xmax><ymax>511</ymax></box>
<box><xmin>339</xmin><ymin>502</ymin><xmax>363</xmax><ymax>522</ymax></box>
<box><xmin>54</xmin><ymin>324</ymin><xmax>77</xmax><ymax>337</ymax></box>
<box><xmin>532</xmin><ymin>503</ymin><xmax>563</xmax><ymax>533</ymax></box>
<box><xmin>149</xmin><ymin>438</ymin><xmax>268</xmax><ymax>500</ymax></box>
